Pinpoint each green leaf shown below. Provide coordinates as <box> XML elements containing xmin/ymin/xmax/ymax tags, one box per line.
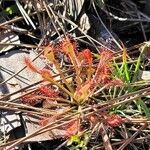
<box><xmin>122</xmin><ymin>48</ymin><xmax>130</xmax><ymax>82</ymax></box>
<box><xmin>67</xmin><ymin>135</ymin><xmax>80</xmax><ymax>146</ymax></box>
<box><xmin>113</xmin><ymin>59</ymin><xmax>123</xmax><ymax>77</ymax></box>
<box><xmin>132</xmin><ymin>45</ymin><xmax>145</xmax><ymax>82</ymax></box>
<box><xmin>6</xmin><ymin>7</ymin><xmax>13</xmax><ymax>15</ymax></box>
<box><xmin>67</xmin><ymin>139</ymin><xmax>73</xmax><ymax>146</ymax></box>
<box><xmin>137</xmin><ymin>99</ymin><xmax>150</xmax><ymax>118</ymax></box>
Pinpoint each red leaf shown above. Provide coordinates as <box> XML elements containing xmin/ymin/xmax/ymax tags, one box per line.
<box><xmin>94</xmin><ymin>62</ymin><xmax>111</xmax><ymax>84</ymax></box>
<box><xmin>64</xmin><ymin>119</ymin><xmax>80</xmax><ymax>137</ymax></box>
<box><xmin>74</xmin><ymin>80</ymin><xmax>94</xmax><ymax>102</ymax></box>
<box><xmin>38</xmin><ymin>85</ymin><xmax>58</xmax><ymax>97</ymax></box>
<box><xmin>104</xmin><ymin>114</ymin><xmax>124</xmax><ymax>127</ymax></box>
<box><xmin>21</xmin><ymin>94</ymin><xmax>41</xmax><ymax>105</ymax></box>
<box><xmin>60</xmin><ymin>37</ymin><xmax>77</xmax><ymax>55</ymax></box>
<box><xmin>94</xmin><ymin>49</ymin><xmax>114</xmax><ymax>84</ymax></box>
<box><xmin>99</xmin><ymin>49</ymin><xmax>114</xmax><ymax>62</ymax></box>
<box><xmin>24</xmin><ymin>57</ymin><xmax>40</xmax><ymax>73</ymax></box>
<box><xmin>78</xmin><ymin>49</ymin><xmax>93</xmax><ymax>65</ymax></box>
<box><xmin>106</xmin><ymin>79</ymin><xmax>123</xmax><ymax>88</ymax></box>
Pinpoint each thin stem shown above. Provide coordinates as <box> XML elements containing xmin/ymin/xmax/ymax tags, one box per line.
<box><xmin>53</xmin><ymin>60</ymin><xmax>74</xmax><ymax>93</ymax></box>
<box><xmin>44</xmin><ymin>76</ymin><xmax>75</xmax><ymax>99</ymax></box>
<box><xmin>69</xmin><ymin>52</ymin><xmax>82</xmax><ymax>86</ymax></box>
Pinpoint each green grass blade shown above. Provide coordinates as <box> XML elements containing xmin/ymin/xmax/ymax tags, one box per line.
<box><xmin>137</xmin><ymin>99</ymin><xmax>150</xmax><ymax>118</ymax></box>
<box><xmin>122</xmin><ymin>48</ymin><xmax>130</xmax><ymax>82</ymax></box>
<box><xmin>132</xmin><ymin>45</ymin><xmax>145</xmax><ymax>82</ymax></box>
<box><xmin>113</xmin><ymin>59</ymin><xmax>123</xmax><ymax>77</ymax></box>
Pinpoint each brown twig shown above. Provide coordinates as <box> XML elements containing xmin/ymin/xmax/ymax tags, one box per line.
<box><xmin>118</xmin><ymin>123</ymin><xmax>147</xmax><ymax>150</ymax></box>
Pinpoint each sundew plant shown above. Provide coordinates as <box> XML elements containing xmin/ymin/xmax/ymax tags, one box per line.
<box><xmin>23</xmin><ymin>36</ymin><xmax>124</xmax><ymax>139</ymax></box>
